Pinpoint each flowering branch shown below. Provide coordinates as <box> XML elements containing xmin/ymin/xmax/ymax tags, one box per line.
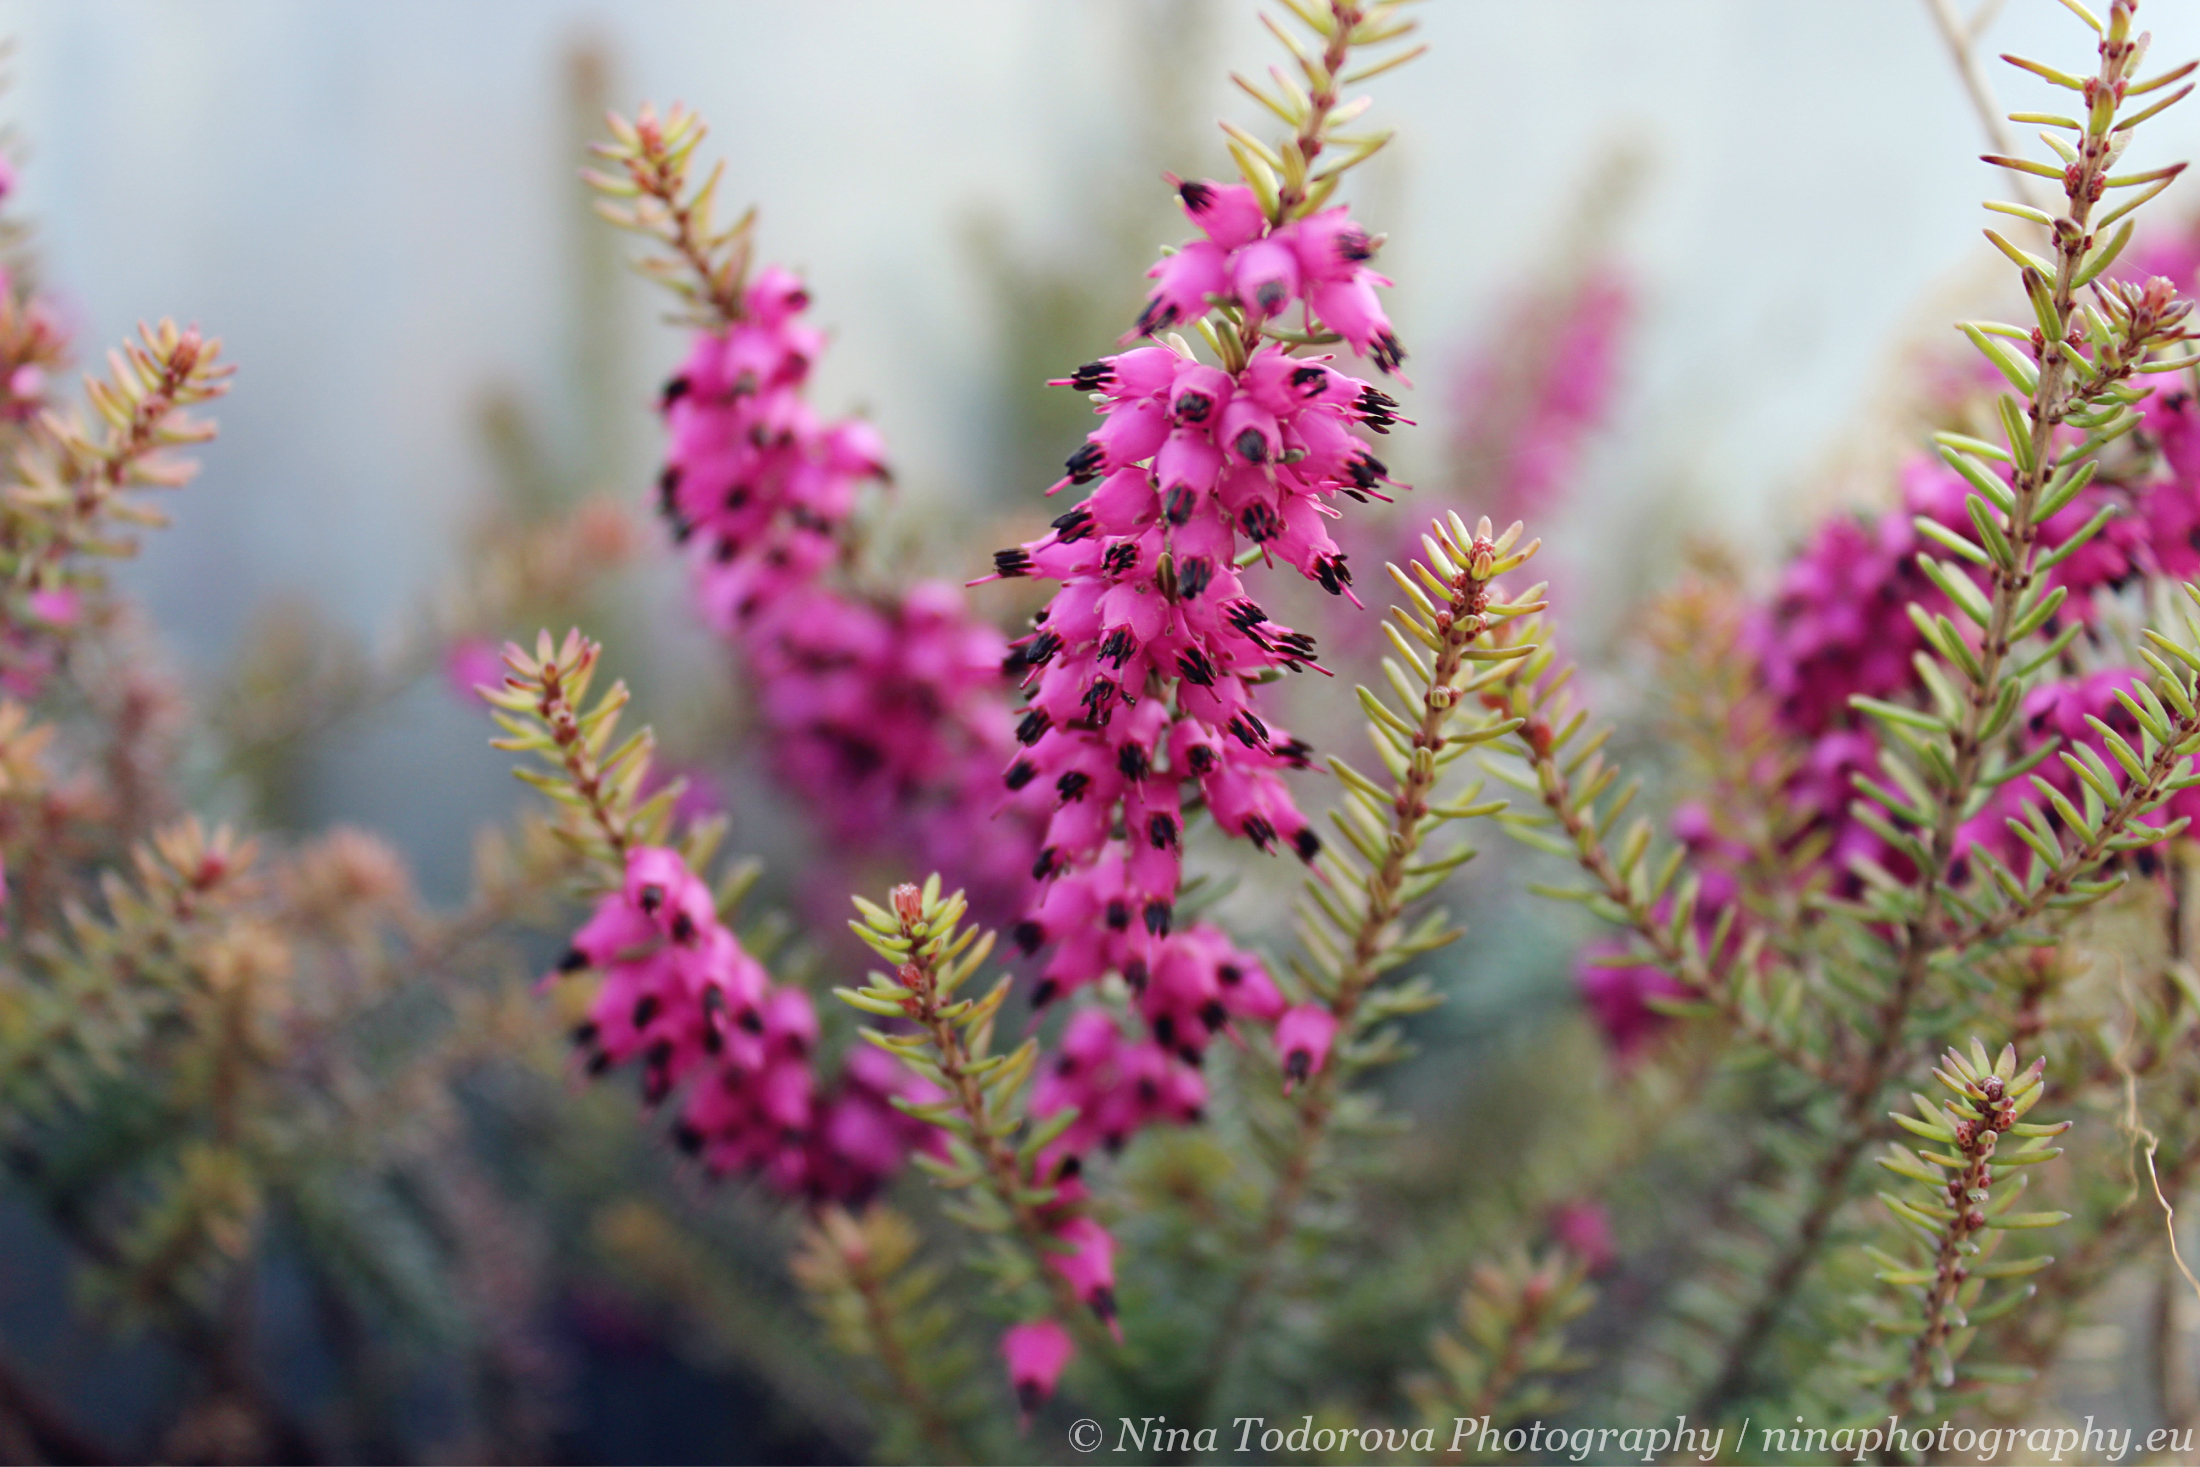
<box><xmin>479</xmin><ymin>629</ymin><xmax>682</xmax><ymax>879</ymax></box>
<box><xmin>5</xmin><ymin>320</ymin><xmax>231</xmax><ymax>595</ymax></box>
<box><xmin>584</xmin><ymin>103</ymin><xmax>753</xmax><ymax>328</ymax></box>
<box><xmin>1203</xmin><ymin>515</ymin><xmax>1538</xmax><ymax>1373</ymax></box>
<box><xmin>1943</xmin><ymin>587</ymin><xmax>2200</xmax><ymax>947</ymax></box>
<box><xmin>840</xmin><ymin>880</ymin><xmax>1117</xmax><ymax>1357</ymax></box>
<box><xmin>1204</xmin><ymin>0</ymin><xmax>1421</xmax><ymax>368</ymax></box>
<box><xmin>0</xmin><ymin>818</ymin><xmax>254</xmax><ymax>1114</ymax></box>
<box><xmin>1869</xmin><ymin>1042</ymin><xmax>2067</xmax><ymax>1418</ymax></box>
<box><xmin>1234</xmin><ymin>0</ymin><xmax>1420</xmax><ymax>225</ymax></box>
<box><xmin>1484</xmin><ymin>642</ymin><xmax>1838</xmax><ymax>1086</ymax></box>
<box><xmin>1853</xmin><ymin>0</ymin><xmax>2195</xmax><ymax>1003</ymax></box>
<box><xmin>1677</xmin><ymin>4</ymin><xmax>2196</xmax><ymax>1404</ymax></box>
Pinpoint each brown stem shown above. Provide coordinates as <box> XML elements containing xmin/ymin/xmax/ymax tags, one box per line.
<box><xmin>891</xmin><ymin>898</ymin><xmax>1109</xmax><ymax>1347</ymax></box>
<box><xmin>625</xmin><ymin>119</ymin><xmax>744</xmax><ymax>327</ymax></box>
<box><xmin>531</xmin><ymin>656</ymin><xmax>634</xmax><ymax>862</ymax></box>
<box><xmin>33</xmin><ymin>333</ymin><xmax>216</xmax><ymax>587</ymax></box>
<box><xmin>1526</xmin><ymin>735</ymin><xmax>1838</xmax><ymax>1086</ymax></box>
<box><xmin>1233</xmin><ymin>0</ymin><xmax>1363</xmax><ymax>363</ymax></box>
<box><xmin>1693</xmin><ymin>1122</ymin><xmax>1873</xmax><ymax>1417</ymax></box>
<box><xmin>1888</xmin><ymin>1138</ymin><xmax>1996</xmax><ymax>1417</ymax></box>
<box><xmin>1275</xmin><ymin>3</ymin><xmax>1360</xmax><ymax>218</ymax></box>
<box><xmin>1433</xmin><ymin>1293</ymin><xmax>1553</xmax><ymax>1467</ymax></box>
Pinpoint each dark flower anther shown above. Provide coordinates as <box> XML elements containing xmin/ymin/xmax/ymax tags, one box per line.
<box><xmin>1100</xmin><ymin>627</ymin><xmax>1137</xmax><ymax>668</ymax></box>
<box><xmin>1175</xmin><ymin>388</ymin><xmax>1218</xmax><ymax>423</ymax></box>
<box><xmin>1314</xmin><ymin>554</ymin><xmax>1352</xmax><ymax>596</ymax></box>
<box><xmin>1355</xmin><ymin>386</ymin><xmax>1400</xmax><ymax>431</ymax></box>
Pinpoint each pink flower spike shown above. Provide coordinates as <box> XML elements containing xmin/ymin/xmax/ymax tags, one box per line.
<box><xmin>1001</xmin><ymin>1318</ymin><xmax>1075</xmax><ymax>1419</ymax></box>
<box><xmin>1276</xmin><ymin>1004</ymin><xmax>1337</xmax><ymax>1092</ymax></box>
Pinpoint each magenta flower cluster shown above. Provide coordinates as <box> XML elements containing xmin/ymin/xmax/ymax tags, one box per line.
<box><xmin>1577</xmin><ymin>235</ymin><xmax>2200</xmax><ymax>1058</ymax></box>
<box><xmin>949</xmin><ymin>179</ymin><xmax>1406</xmax><ymax>1390</ymax></box>
<box><xmin>656</xmin><ymin>266</ymin><xmax>1041</xmax><ymax>913</ymax></box>
<box><xmin>982</xmin><ymin>185</ymin><xmax>1404</xmax><ymax>1112</ymax></box>
<box><xmin>557</xmin><ymin>845</ymin><xmax>941</xmax><ymax>1205</ymax></box>
<box><xmin>1141</xmin><ymin>178</ymin><xmax>1403</xmax><ymax>373</ymax></box>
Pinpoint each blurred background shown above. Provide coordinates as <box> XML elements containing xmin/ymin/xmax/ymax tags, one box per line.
<box><xmin>0</xmin><ymin>0</ymin><xmax>2183</xmax><ymax>897</ymax></box>
<box><xmin>1</xmin><ymin>2</ymin><xmax>2198</xmax><ymax>1461</ymax></box>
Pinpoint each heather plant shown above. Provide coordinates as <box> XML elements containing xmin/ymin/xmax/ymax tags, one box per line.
<box><xmin>8</xmin><ymin>1</ymin><xmax>2200</xmax><ymax>1464</ymax></box>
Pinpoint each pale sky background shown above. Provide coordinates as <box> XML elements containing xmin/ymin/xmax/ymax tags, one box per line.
<box><xmin>0</xmin><ymin>0</ymin><xmax>2194</xmax><ymax>885</ymax></box>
